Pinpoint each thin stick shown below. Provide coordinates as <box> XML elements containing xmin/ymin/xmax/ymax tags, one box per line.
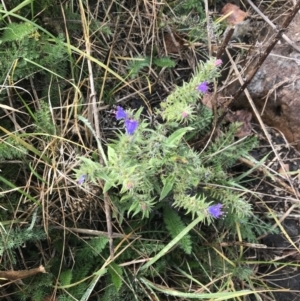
<box><xmin>0</xmin><ymin>265</ymin><xmax>46</xmax><ymax>281</ymax></box>
<box><xmin>233</xmin><ymin>0</ymin><xmax>300</xmax><ymax>100</ymax></box>
<box><xmin>0</xmin><ymin>0</ymin><xmax>11</xmax><ymax>23</ymax></box>
<box><xmin>216</xmin><ymin>26</ymin><xmax>235</xmax><ymax>59</ymax></box>
<box><xmin>204</xmin><ymin>0</ymin><xmax>212</xmax><ymax>56</ymax></box>
<box><xmin>246</xmin><ymin>0</ymin><xmax>300</xmax><ymax>53</ymax></box>
<box><xmin>53</xmin><ymin>226</ymin><xmax>138</xmax><ymax>239</ymax></box>
<box><xmin>217</xmin><ymin>0</ymin><xmax>300</xmax><ymax>126</ymax></box>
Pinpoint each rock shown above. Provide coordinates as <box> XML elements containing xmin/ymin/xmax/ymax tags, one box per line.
<box><xmin>225</xmin><ymin>14</ymin><xmax>300</xmax><ymax>149</ymax></box>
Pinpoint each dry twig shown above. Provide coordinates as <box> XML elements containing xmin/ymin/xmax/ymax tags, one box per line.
<box><xmin>246</xmin><ymin>0</ymin><xmax>300</xmax><ymax>53</ymax></box>
<box><xmin>233</xmin><ymin>0</ymin><xmax>300</xmax><ymax>100</ymax></box>
<box><xmin>0</xmin><ymin>265</ymin><xmax>46</xmax><ymax>281</ymax></box>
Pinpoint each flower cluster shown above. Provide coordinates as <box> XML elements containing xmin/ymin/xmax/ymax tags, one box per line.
<box><xmin>115</xmin><ymin>106</ymin><xmax>139</xmax><ymax>135</ymax></box>
<box><xmin>208</xmin><ymin>203</ymin><xmax>224</xmax><ymax>218</ymax></box>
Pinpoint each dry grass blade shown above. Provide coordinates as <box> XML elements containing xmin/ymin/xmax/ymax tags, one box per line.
<box><xmin>0</xmin><ymin>104</ymin><xmax>27</xmax><ymax>114</ymax></box>
<box><xmin>78</xmin><ymin>0</ymin><xmax>114</xmax><ymax>259</ymax></box>
<box><xmin>53</xmin><ymin>226</ymin><xmax>138</xmax><ymax>239</ymax></box>
<box><xmin>239</xmin><ymin>157</ymin><xmax>300</xmax><ymax>198</ymax></box>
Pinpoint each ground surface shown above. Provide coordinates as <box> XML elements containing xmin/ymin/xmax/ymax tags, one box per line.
<box><xmin>2</xmin><ymin>1</ymin><xmax>300</xmax><ymax>300</ymax></box>
<box><xmin>217</xmin><ymin>2</ymin><xmax>300</xmax><ymax>300</ymax></box>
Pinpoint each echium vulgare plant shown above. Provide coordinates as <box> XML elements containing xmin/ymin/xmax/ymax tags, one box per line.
<box><xmin>75</xmin><ymin>58</ymin><xmax>254</xmax><ymax>222</ymax></box>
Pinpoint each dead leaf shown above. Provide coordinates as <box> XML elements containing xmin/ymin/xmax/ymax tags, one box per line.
<box><xmin>164</xmin><ymin>32</ymin><xmax>184</xmax><ymax>54</ymax></box>
<box><xmin>278</xmin><ymin>163</ymin><xmax>290</xmax><ymax>179</ymax></box>
<box><xmin>221</xmin><ymin>3</ymin><xmax>248</xmax><ymax>25</ymax></box>
<box><xmin>202</xmin><ymin>94</ymin><xmax>214</xmax><ymax>110</ymax></box>
<box><xmin>225</xmin><ymin>110</ymin><xmax>252</xmax><ymax>137</ymax></box>
<box><xmin>202</xmin><ymin>93</ymin><xmax>228</xmax><ymax>110</ymax></box>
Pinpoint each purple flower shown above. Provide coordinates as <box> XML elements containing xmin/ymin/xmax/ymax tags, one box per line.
<box><xmin>115</xmin><ymin>106</ymin><xmax>139</xmax><ymax>135</ymax></box>
<box><xmin>208</xmin><ymin>203</ymin><xmax>223</xmax><ymax>218</ymax></box>
<box><xmin>77</xmin><ymin>174</ymin><xmax>87</xmax><ymax>185</ymax></box>
<box><xmin>125</xmin><ymin>119</ymin><xmax>139</xmax><ymax>135</ymax></box>
<box><xmin>197</xmin><ymin>81</ymin><xmax>209</xmax><ymax>94</ymax></box>
<box><xmin>115</xmin><ymin>106</ymin><xmax>127</xmax><ymax>120</ymax></box>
